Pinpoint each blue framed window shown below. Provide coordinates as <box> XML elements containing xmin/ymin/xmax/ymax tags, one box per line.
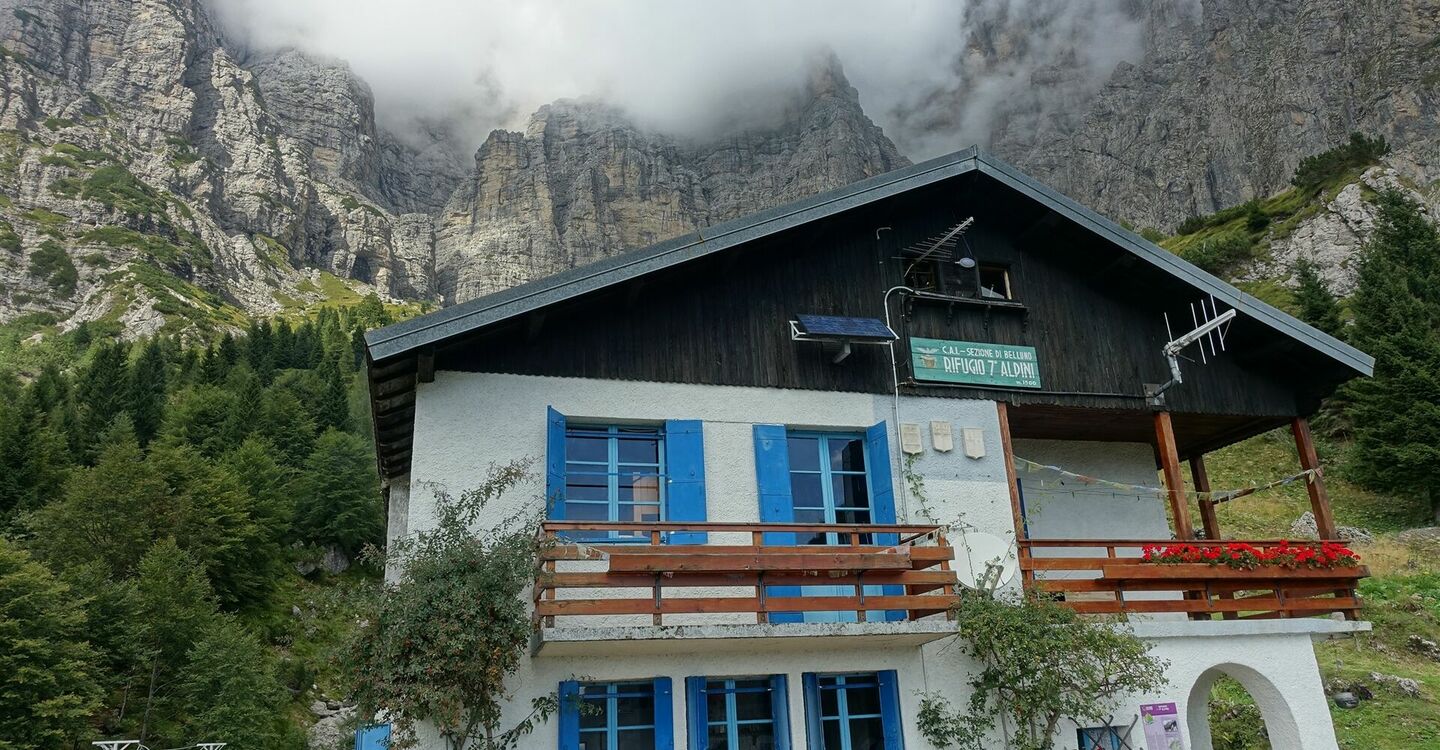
<box><xmin>1077</xmin><ymin>726</ymin><xmax>1126</xmax><ymax>750</ymax></box>
<box><xmin>564</xmin><ymin>424</ymin><xmax>666</xmax><ymax>539</ymax></box>
<box><xmin>548</xmin><ymin>410</ymin><xmax>708</xmax><ymax>544</ymax></box>
<box><xmin>801</xmin><ymin>672</ymin><xmax>903</xmax><ymax>750</ymax></box>
<box><xmin>559</xmin><ymin>678</ymin><xmax>674</xmax><ymax>750</ymax></box>
<box><xmin>685</xmin><ymin>675</ymin><xmax>790</xmax><ymax>750</ymax></box>
<box><xmin>786</xmin><ymin>432</ymin><xmax>873</xmax><ymax>545</ymax></box>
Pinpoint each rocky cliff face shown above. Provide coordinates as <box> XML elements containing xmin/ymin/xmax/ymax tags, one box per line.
<box><xmin>434</xmin><ymin>57</ymin><xmax>906</xmax><ymax>302</ymax></box>
<box><xmin>0</xmin><ymin>0</ymin><xmax>905</xmax><ymax>335</ymax></box>
<box><xmin>970</xmin><ymin>0</ymin><xmax>1440</xmax><ymax>231</ymax></box>
<box><xmin>2</xmin><ymin>0</ymin><xmax>1438</xmax><ymax>338</ymax></box>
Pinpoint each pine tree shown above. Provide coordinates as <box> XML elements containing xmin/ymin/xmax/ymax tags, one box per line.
<box><xmin>200</xmin><ymin>344</ymin><xmax>226</xmax><ymax>384</ymax></box>
<box><xmin>1345</xmin><ymin>189</ymin><xmax>1440</xmax><ymax>521</ymax></box>
<box><xmin>272</xmin><ymin>318</ymin><xmax>296</xmax><ymax>370</ymax></box>
<box><xmin>178</xmin><ymin>616</ymin><xmax>288</xmax><ymax>750</ymax></box>
<box><xmin>131</xmin><ymin>539</ymin><xmax>219</xmax><ymax>746</ymax></box>
<box><xmin>0</xmin><ymin>540</ymin><xmax>102</xmax><ymax>749</ymax></box>
<box><xmin>31</xmin><ymin>363</ymin><xmax>68</xmax><ymax>414</ymax></box>
<box><xmin>256</xmin><ymin>388</ymin><xmax>317</xmax><ymax>467</ymax></box>
<box><xmin>316</xmin><ymin>356</ymin><xmax>351</xmax><ymax>432</ymax></box>
<box><xmin>149</xmin><ymin>443</ymin><xmax>278</xmax><ymax>608</ymax></box>
<box><xmin>160</xmin><ymin>385</ymin><xmax>242</xmax><ymax>459</ymax></box>
<box><xmin>217</xmin><ymin>332</ymin><xmax>239</xmax><ymax>369</ymax></box>
<box><xmin>245</xmin><ymin>320</ymin><xmax>275</xmax><ymax>384</ymax></box>
<box><xmin>28</xmin><ymin>417</ymin><xmax>170</xmax><ymax>578</ymax></box>
<box><xmin>292</xmin><ymin>321</ymin><xmax>321</xmax><ymax>369</ymax></box>
<box><xmin>296</xmin><ymin>429</ymin><xmax>382</xmax><ymax>556</ymax></box>
<box><xmin>129</xmin><ymin>338</ymin><xmax>168</xmax><ymax>446</ymax></box>
<box><xmin>350</xmin><ymin>324</ymin><xmax>368</xmax><ymax>369</ymax></box>
<box><xmin>1292</xmin><ymin>259</ymin><xmax>1344</xmax><ymax>337</ymax></box>
<box><xmin>0</xmin><ymin>390</ymin><xmax>71</xmax><ymax>518</ymax></box>
<box><xmin>75</xmin><ymin>341</ymin><xmax>131</xmax><ymax>459</ymax></box>
<box><xmin>222</xmin><ymin>437</ymin><xmax>295</xmax><ymax>546</ymax></box>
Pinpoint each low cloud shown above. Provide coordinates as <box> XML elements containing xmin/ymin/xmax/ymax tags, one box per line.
<box><xmin>210</xmin><ymin>0</ymin><xmax>1145</xmax><ymax>158</ymax></box>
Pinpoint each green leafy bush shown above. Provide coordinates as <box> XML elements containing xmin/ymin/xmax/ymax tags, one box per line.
<box><xmin>0</xmin><ymin>219</ymin><xmax>19</xmax><ymax>252</ymax></box>
<box><xmin>1182</xmin><ymin>231</ymin><xmax>1256</xmax><ymax>275</ymax></box>
<box><xmin>81</xmin><ymin>165</ymin><xmax>168</xmax><ymax>215</ymax></box>
<box><xmin>1292</xmin><ymin>133</ymin><xmax>1390</xmax><ymax>191</ymax></box>
<box><xmin>916</xmin><ymin>590</ymin><xmax>1167</xmax><ymax>750</ymax></box>
<box><xmin>27</xmin><ymin>239</ymin><xmax>77</xmax><ymax>296</ymax></box>
<box><xmin>348</xmin><ymin>461</ymin><xmax>556</xmax><ymax>750</ymax></box>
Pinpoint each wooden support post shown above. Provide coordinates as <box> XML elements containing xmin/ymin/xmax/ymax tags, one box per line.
<box><xmin>1190</xmin><ymin>455</ymin><xmax>1221</xmax><ymax>541</ymax></box>
<box><xmin>415</xmin><ymin>348</ymin><xmax>435</xmax><ymax>383</ymax></box>
<box><xmin>1291</xmin><ymin>417</ymin><xmax>1338</xmax><ymax>540</ymax></box>
<box><xmin>996</xmin><ymin>402</ymin><xmax>1032</xmax><ymax>584</ymax></box>
<box><xmin>1189</xmin><ymin>454</ymin><xmax>1236</xmax><ymax>619</ymax></box>
<box><xmin>1153</xmin><ymin>412</ymin><xmax>1195</xmax><ymax>540</ymax></box>
<box><xmin>752</xmin><ymin>531</ymin><xmax>768</xmax><ymax>624</ymax></box>
<box><xmin>542</xmin><ymin>559</ymin><xmax>556</xmax><ymax>628</ymax></box>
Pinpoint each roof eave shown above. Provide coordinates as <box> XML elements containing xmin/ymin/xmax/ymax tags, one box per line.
<box><xmin>365</xmin><ymin>148</ymin><xmax>983</xmax><ymax>363</ymax></box>
<box><xmin>970</xmin><ymin>150</ymin><xmax>1374</xmax><ymax>378</ymax></box>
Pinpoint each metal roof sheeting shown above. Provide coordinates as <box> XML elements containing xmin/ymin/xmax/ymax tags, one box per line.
<box><xmin>365</xmin><ymin>146</ymin><xmax>1372</xmax><ymax>378</ymax></box>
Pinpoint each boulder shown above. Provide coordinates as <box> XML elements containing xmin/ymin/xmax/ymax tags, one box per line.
<box><xmin>1289</xmin><ymin>511</ymin><xmax>1373</xmax><ymax>542</ymax></box>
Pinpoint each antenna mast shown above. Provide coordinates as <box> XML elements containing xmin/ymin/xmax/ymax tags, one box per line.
<box><xmin>1145</xmin><ymin>295</ymin><xmax>1236</xmax><ymax>405</ymax></box>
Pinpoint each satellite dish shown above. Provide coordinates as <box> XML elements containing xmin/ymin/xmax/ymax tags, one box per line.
<box><xmin>951</xmin><ymin>532</ymin><xmax>1018</xmax><ymax>592</ymax></box>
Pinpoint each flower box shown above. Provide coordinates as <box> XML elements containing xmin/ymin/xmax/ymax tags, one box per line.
<box><xmin>1139</xmin><ymin>541</ymin><xmax>1361</xmax><ymax>571</ymax></box>
<box><xmin>1101</xmin><ymin>563</ymin><xmax>1369</xmax><ymax>581</ymax></box>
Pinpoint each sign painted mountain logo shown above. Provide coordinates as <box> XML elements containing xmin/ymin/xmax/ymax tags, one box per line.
<box><xmin>910</xmin><ymin>337</ymin><xmax>1042</xmax><ymax>389</ymax></box>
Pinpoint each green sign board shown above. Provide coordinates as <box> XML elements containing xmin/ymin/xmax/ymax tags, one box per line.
<box><xmin>910</xmin><ymin>337</ymin><xmax>1043</xmax><ymax>389</ymax></box>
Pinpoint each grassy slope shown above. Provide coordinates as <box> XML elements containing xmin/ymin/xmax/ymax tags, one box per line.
<box><xmin>1196</xmin><ymin>434</ymin><xmax>1440</xmax><ymax>748</ymax></box>
<box><xmin>1156</xmin><ymin>155</ymin><xmax>1440</xmax><ymax>746</ymax></box>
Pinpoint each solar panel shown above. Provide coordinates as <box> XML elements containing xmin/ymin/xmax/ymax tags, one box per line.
<box><xmin>795</xmin><ymin>314</ymin><xmax>897</xmax><ymax>342</ymax></box>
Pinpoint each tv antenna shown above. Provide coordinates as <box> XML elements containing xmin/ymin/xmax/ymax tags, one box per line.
<box><xmin>1145</xmin><ymin>294</ymin><xmax>1236</xmax><ymax>405</ymax></box>
<box><xmin>899</xmin><ymin>217</ymin><xmax>976</xmax><ymax>277</ymax></box>
<box><xmin>951</xmin><ymin>532</ymin><xmax>1018</xmax><ymax>593</ymax></box>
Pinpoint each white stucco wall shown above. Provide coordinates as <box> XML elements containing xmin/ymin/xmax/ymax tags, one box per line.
<box><xmin>395</xmin><ymin>372</ymin><xmax>1346</xmax><ymax>750</ymax></box>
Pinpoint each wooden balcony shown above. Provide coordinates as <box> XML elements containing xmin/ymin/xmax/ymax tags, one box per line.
<box><xmin>1021</xmin><ymin>539</ymin><xmax>1368</xmax><ymax>620</ymax></box>
<box><xmin>534</xmin><ymin>521</ymin><xmax>961</xmax><ymax>626</ymax></box>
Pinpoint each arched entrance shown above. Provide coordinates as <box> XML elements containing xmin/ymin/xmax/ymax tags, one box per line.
<box><xmin>1186</xmin><ymin>664</ymin><xmax>1302</xmax><ymax>749</ymax></box>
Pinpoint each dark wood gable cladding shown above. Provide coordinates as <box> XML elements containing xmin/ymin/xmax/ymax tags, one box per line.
<box><xmin>431</xmin><ymin>172</ymin><xmax>1355</xmax><ymax>457</ymax></box>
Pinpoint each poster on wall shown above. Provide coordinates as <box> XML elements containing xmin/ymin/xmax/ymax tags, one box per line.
<box><xmin>1139</xmin><ymin>702</ymin><xmax>1187</xmax><ymax>750</ymax></box>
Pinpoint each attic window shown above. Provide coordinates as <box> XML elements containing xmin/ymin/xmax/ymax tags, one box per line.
<box><xmin>978</xmin><ymin>264</ymin><xmax>1013</xmax><ymax>300</ymax></box>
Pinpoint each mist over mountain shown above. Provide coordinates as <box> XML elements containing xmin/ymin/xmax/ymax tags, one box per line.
<box><xmin>0</xmin><ymin>0</ymin><xmax>1436</xmax><ymax>337</ymax></box>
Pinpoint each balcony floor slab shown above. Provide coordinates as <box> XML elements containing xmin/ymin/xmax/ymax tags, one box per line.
<box><xmin>534</xmin><ymin>620</ymin><xmax>958</xmax><ymax>657</ymax></box>
<box><xmin>1124</xmin><ymin>618</ymin><xmax>1371</xmax><ymax>643</ymax></box>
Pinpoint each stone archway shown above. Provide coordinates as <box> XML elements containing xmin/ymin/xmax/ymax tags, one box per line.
<box><xmin>1186</xmin><ymin>663</ymin><xmax>1303</xmax><ymax>750</ymax></box>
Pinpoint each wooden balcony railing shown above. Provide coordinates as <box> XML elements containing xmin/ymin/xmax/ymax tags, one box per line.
<box><xmin>1020</xmin><ymin>539</ymin><xmax>1368</xmax><ymax>620</ymax></box>
<box><xmin>534</xmin><ymin>521</ymin><xmax>961</xmax><ymax>626</ymax></box>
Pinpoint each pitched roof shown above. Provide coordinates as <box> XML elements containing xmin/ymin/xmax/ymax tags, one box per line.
<box><xmin>366</xmin><ymin>146</ymin><xmax>1373</xmax><ymax>377</ymax></box>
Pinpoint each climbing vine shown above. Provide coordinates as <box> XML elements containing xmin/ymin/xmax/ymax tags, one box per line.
<box><xmin>903</xmin><ymin>452</ymin><xmax>939</xmax><ymax>523</ymax></box>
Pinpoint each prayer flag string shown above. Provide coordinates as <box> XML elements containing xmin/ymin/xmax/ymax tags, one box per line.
<box><xmin>1011</xmin><ymin>456</ymin><xmax>1319</xmax><ymax>505</ymax></box>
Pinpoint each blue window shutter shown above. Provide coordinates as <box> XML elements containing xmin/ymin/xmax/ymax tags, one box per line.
<box><xmin>866</xmin><ymin>422</ymin><xmax>906</xmax><ymax>622</ymax></box>
<box><xmin>755</xmin><ymin>424</ymin><xmax>801</xmax><ymax>622</ymax></box>
<box><xmin>654</xmin><ymin>677</ymin><xmax>675</xmax><ymax>750</ymax></box>
<box><xmin>770</xmin><ymin>674</ymin><xmax>792</xmax><ymax>750</ymax></box>
<box><xmin>877</xmin><ymin>670</ymin><xmax>905</xmax><ymax>750</ymax></box>
<box><xmin>865</xmin><ymin>422</ymin><xmax>899</xmax><ymax>543</ymax></box>
<box><xmin>546</xmin><ymin>407</ymin><xmax>567</xmax><ymax>520</ymax></box>
<box><xmin>753</xmin><ymin>424</ymin><xmax>794</xmax><ymax>544</ymax></box>
<box><xmin>557</xmin><ymin>680</ymin><xmax>580</xmax><ymax>750</ymax></box>
<box><xmin>800</xmin><ymin>673</ymin><xmax>822</xmax><ymax>750</ymax></box>
<box><xmin>684</xmin><ymin>677</ymin><xmax>707</xmax><ymax>750</ymax></box>
<box><xmin>665</xmin><ymin>420</ymin><xmax>707</xmax><ymax>544</ymax></box>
